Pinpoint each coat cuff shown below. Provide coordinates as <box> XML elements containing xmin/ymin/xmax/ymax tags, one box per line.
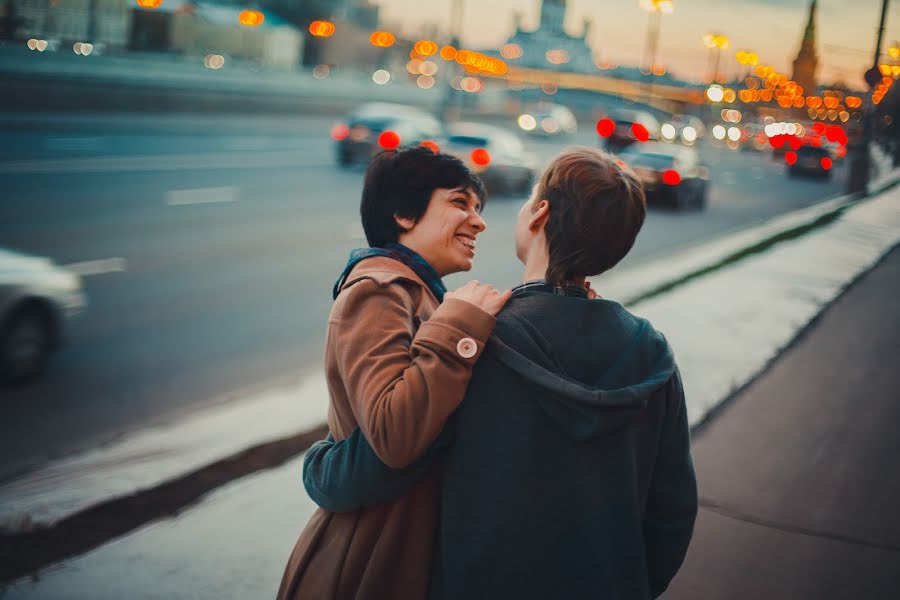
<box><xmin>415</xmin><ymin>297</ymin><xmax>496</xmax><ymax>362</ymax></box>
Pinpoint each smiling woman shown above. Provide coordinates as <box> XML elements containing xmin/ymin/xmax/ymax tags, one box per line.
<box><xmin>277</xmin><ymin>147</ymin><xmax>510</xmax><ymax>600</ymax></box>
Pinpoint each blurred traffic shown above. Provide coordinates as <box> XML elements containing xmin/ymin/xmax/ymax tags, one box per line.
<box><xmin>1</xmin><ymin>0</ymin><xmax>895</xmax><ymax>481</ymax></box>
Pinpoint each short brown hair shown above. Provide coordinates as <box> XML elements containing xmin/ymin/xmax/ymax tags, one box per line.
<box><xmin>535</xmin><ymin>147</ymin><xmax>646</xmax><ymax>284</ymax></box>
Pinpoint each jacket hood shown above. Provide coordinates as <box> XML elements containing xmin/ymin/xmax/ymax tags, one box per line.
<box><xmin>486</xmin><ymin>293</ymin><xmax>675</xmax><ymax>440</ymax></box>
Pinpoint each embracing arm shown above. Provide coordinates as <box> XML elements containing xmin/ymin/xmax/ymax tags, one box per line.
<box><xmin>644</xmin><ymin>369</ymin><xmax>698</xmax><ymax>598</ymax></box>
<box><xmin>304</xmin><ymin>423</ymin><xmax>454</xmax><ymax>512</ymax></box>
<box><xmin>331</xmin><ymin>279</ymin><xmax>494</xmax><ymax>468</ymax></box>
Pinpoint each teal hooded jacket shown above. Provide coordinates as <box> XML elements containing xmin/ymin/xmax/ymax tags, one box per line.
<box><xmin>303</xmin><ymin>290</ymin><xmax>697</xmax><ymax>599</ymax></box>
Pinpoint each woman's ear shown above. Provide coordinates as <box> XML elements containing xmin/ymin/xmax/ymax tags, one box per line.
<box><xmin>394</xmin><ymin>214</ymin><xmax>416</xmax><ymax>232</ymax></box>
<box><xmin>528</xmin><ymin>200</ymin><xmax>550</xmax><ymax>232</ymax></box>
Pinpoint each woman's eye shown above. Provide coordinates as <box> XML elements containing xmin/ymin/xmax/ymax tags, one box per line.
<box><xmin>453</xmin><ymin>198</ymin><xmax>468</xmax><ymax>207</ymax></box>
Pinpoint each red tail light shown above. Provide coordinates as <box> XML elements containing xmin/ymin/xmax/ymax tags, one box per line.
<box><xmin>420</xmin><ymin>140</ymin><xmax>440</xmax><ymax>154</ymax></box>
<box><xmin>330</xmin><ymin>123</ymin><xmax>350</xmax><ymax>141</ymax></box>
<box><xmin>820</xmin><ymin>157</ymin><xmax>833</xmax><ymax>170</ymax></box>
<box><xmin>378</xmin><ymin>130</ymin><xmax>401</xmax><ymax>149</ymax></box>
<box><xmin>596</xmin><ymin>118</ymin><xmax>615</xmax><ymax>138</ymax></box>
<box><xmin>785</xmin><ymin>151</ymin><xmax>798</xmax><ymax>165</ymax></box>
<box><xmin>631</xmin><ymin>122</ymin><xmax>650</xmax><ymax>142</ymax></box>
<box><xmin>788</xmin><ymin>136</ymin><xmax>802</xmax><ymax>150</ymax></box>
<box><xmin>471</xmin><ymin>148</ymin><xmax>491</xmax><ymax>166</ymax></box>
<box><xmin>662</xmin><ymin>169</ymin><xmax>681</xmax><ymax>185</ymax></box>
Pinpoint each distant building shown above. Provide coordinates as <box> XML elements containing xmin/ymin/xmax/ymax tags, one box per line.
<box><xmin>13</xmin><ymin>0</ymin><xmax>130</xmax><ymax>47</ymax></box>
<box><xmin>791</xmin><ymin>0</ymin><xmax>819</xmax><ymax>95</ymax></box>
<box><xmin>504</xmin><ymin>0</ymin><xmax>595</xmax><ymax>73</ymax></box>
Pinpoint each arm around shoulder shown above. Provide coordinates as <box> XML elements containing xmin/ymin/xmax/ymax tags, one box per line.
<box><xmin>332</xmin><ymin>279</ymin><xmax>494</xmax><ymax>468</ymax></box>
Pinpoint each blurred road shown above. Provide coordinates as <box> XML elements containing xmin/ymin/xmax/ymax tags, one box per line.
<box><xmin>0</xmin><ymin>112</ymin><xmax>847</xmax><ymax>479</ymax></box>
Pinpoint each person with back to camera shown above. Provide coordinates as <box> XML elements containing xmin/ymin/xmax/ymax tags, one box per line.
<box><xmin>276</xmin><ymin>146</ymin><xmax>511</xmax><ymax>600</ymax></box>
<box><xmin>302</xmin><ymin>146</ymin><xmax>698</xmax><ymax>600</ymax></box>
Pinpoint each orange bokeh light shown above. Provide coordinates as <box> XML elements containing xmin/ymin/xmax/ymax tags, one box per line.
<box><xmin>239</xmin><ymin>9</ymin><xmax>264</xmax><ymax>26</ymax></box>
<box><xmin>136</xmin><ymin>0</ymin><xmax>162</xmax><ymax>8</ymax></box>
<box><xmin>414</xmin><ymin>40</ymin><xmax>438</xmax><ymax>57</ymax></box>
<box><xmin>369</xmin><ymin>31</ymin><xmax>395</xmax><ymax>47</ymax></box>
<box><xmin>440</xmin><ymin>45</ymin><xmax>457</xmax><ymax>60</ymax></box>
<box><xmin>309</xmin><ymin>20</ymin><xmax>335</xmax><ymax>37</ymax></box>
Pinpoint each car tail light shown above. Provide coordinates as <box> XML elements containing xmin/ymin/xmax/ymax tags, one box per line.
<box><xmin>420</xmin><ymin>140</ymin><xmax>440</xmax><ymax>154</ymax></box>
<box><xmin>631</xmin><ymin>122</ymin><xmax>650</xmax><ymax>142</ymax></box>
<box><xmin>471</xmin><ymin>148</ymin><xmax>491</xmax><ymax>166</ymax></box>
<box><xmin>378</xmin><ymin>130</ymin><xmax>401</xmax><ymax>149</ymax></box>
<box><xmin>662</xmin><ymin>169</ymin><xmax>681</xmax><ymax>185</ymax></box>
<box><xmin>330</xmin><ymin>123</ymin><xmax>350</xmax><ymax>141</ymax></box>
<box><xmin>785</xmin><ymin>151</ymin><xmax>798</xmax><ymax>165</ymax></box>
<box><xmin>820</xmin><ymin>157</ymin><xmax>833</xmax><ymax>170</ymax></box>
<box><xmin>596</xmin><ymin>118</ymin><xmax>615</xmax><ymax>138</ymax></box>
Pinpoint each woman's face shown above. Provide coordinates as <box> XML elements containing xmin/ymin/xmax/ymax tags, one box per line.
<box><xmin>396</xmin><ymin>186</ymin><xmax>486</xmax><ymax>277</ymax></box>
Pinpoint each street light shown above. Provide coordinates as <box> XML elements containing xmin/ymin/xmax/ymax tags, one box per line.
<box><xmin>702</xmin><ymin>33</ymin><xmax>729</xmax><ymax>83</ymax></box>
<box><xmin>640</xmin><ymin>0</ymin><xmax>674</xmax><ymax>75</ymax></box>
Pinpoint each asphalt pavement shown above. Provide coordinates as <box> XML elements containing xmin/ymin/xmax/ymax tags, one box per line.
<box><xmin>665</xmin><ymin>244</ymin><xmax>900</xmax><ymax>600</ymax></box>
<box><xmin>0</xmin><ymin>113</ymin><xmax>850</xmax><ymax>480</ymax></box>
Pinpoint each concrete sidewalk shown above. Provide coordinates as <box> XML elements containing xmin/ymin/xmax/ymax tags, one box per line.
<box><xmin>666</xmin><ymin>244</ymin><xmax>900</xmax><ymax>599</ymax></box>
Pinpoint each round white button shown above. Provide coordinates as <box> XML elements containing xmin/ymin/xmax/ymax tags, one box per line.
<box><xmin>456</xmin><ymin>337</ymin><xmax>477</xmax><ymax>359</ymax></box>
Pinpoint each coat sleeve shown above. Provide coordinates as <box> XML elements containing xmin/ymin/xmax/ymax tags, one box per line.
<box><xmin>331</xmin><ymin>278</ymin><xmax>494</xmax><ymax>468</ymax></box>
<box><xmin>303</xmin><ymin>424</ymin><xmax>455</xmax><ymax>512</ymax></box>
<box><xmin>643</xmin><ymin>368</ymin><xmax>698</xmax><ymax>598</ymax></box>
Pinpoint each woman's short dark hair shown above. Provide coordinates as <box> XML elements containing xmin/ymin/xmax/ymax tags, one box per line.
<box><xmin>360</xmin><ymin>146</ymin><xmax>487</xmax><ymax>247</ymax></box>
<box><xmin>536</xmin><ymin>146</ymin><xmax>646</xmax><ymax>285</ymax></box>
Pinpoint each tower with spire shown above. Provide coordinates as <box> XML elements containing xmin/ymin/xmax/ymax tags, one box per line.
<box><xmin>791</xmin><ymin>0</ymin><xmax>819</xmax><ymax>95</ymax></box>
<box><xmin>504</xmin><ymin>0</ymin><xmax>595</xmax><ymax>73</ymax></box>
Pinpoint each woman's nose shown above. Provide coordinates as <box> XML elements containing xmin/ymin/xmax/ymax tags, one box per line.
<box><xmin>471</xmin><ymin>211</ymin><xmax>487</xmax><ymax>233</ymax></box>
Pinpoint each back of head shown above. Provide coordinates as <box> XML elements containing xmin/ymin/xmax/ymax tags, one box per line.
<box><xmin>360</xmin><ymin>146</ymin><xmax>486</xmax><ymax>247</ymax></box>
<box><xmin>537</xmin><ymin>146</ymin><xmax>646</xmax><ymax>285</ymax></box>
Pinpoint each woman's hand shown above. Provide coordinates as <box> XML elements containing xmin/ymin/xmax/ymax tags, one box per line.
<box><xmin>445</xmin><ymin>280</ymin><xmax>512</xmax><ymax>317</ymax></box>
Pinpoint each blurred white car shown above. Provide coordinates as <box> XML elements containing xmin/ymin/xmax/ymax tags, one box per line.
<box><xmin>517</xmin><ymin>104</ymin><xmax>578</xmax><ymax>137</ymax></box>
<box><xmin>1</xmin><ymin>248</ymin><xmax>86</xmax><ymax>383</ymax></box>
<box><xmin>443</xmin><ymin>122</ymin><xmax>538</xmax><ymax>195</ymax></box>
<box><xmin>661</xmin><ymin>114</ymin><xmax>706</xmax><ymax>145</ymax></box>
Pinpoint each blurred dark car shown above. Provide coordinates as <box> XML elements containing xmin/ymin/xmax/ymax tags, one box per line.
<box><xmin>602</xmin><ymin>109</ymin><xmax>662</xmax><ymax>153</ymax></box>
<box><xmin>442</xmin><ymin>123</ymin><xmax>537</xmax><ymax>195</ymax></box>
<box><xmin>789</xmin><ymin>144</ymin><xmax>834</xmax><ymax>179</ymax></box>
<box><xmin>1</xmin><ymin>248</ymin><xmax>86</xmax><ymax>383</ymax></box>
<box><xmin>619</xmin><ymin>142</ymin><xmax>710</xmax><ymax>211</ymax></box>
<box><xmin>332</xmin><ymin>102</ymin><xmax>444</xmax><ymax>166</ymax></box>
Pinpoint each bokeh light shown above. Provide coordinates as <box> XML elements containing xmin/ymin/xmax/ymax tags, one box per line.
<box><xmin>308</xmin><ymin>20</ymin><xmax>335</xmax><ymax>37</ymax></box>
<box><xmin>440</xmin><ymin>45</ymin><xmax>457</xmax><ymax>61</ymax></box>
<box><xmin>378</xmin><ymin>130</ymin><xmax>401</xmax><ymax>149</ymax></box>
<box><xmin>631</xmin><ymin>122</ymin><xmax>650</xmax><ymax>142</ymax></box>
<box><xmin>706</xmin><ymin>85</ymin><xmax>725</xmax><ymax>103</ymax></box>
<box><xmin>238</xmin><ymin>10</ymin><xmax>264</xmax><ymax>26</ymax></box>
<box><xmin>416</xmin><ymin>75</ymin><xmax>435</xmax><ymax>89</ymax></box>
<box><xmin>596</xmin><ymin>118</ymin><xmax>615</xmax><ymax>138</ymax></box>
<box><xmin>785</xmin><ymin>151</ymin><xmax>798</xmax><ymax>166</ymax></box>
<box><xmin>312</xmin><ymin>64</ymin><xmax>330</xmax><ymax>79</ymax></box>
<box><xmin>712</xmin><ymin>125</ymin><xmax>726</xmax><ymax>140</ymax></box>
<box><xmin>369</xmin><ymin>31</ymin><xmax>395</xmax><ymax>48</ymax></box>
<box><xmin>501</xmin><ymin>44</ymin><xmax>523</xmax><ymax>59</ymax></box>
<box><xmin>372</xmin><ymin>69</ymin><xmax>390</xmax><ymax>85</ymax></box>
<box><xmin>420</xmin><ymin>140</ymin><xmax>440</xmax><ymax>154</ymax></box>
<box><xmin>662</xmin><ymin>169</ymin><xmax>681</xmax><ymax>185</ymax></box>
<box><xmin>471</xmin><ymin>148</ymin><xmax>491</xmax><ymax>166</ymax></box>
<box><xmin>518</xmin><ymin>114</ymin><xmax>537</xmax><ymax>131</ymax></box>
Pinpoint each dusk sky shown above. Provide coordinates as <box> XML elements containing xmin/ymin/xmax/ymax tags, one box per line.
<box><xmin>371</xmin><ymin>0</ymin><xmax>899</xmax><ymax>89</ymax></box>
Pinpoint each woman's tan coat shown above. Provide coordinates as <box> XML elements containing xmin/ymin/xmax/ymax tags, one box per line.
<box><xmin>277</xmin><ymin>257</ymin><xmax>495</xmax><ymax>600</ymax></box>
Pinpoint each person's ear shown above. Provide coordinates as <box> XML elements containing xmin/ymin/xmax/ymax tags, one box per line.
<box><xmin>394</xmin><ymin>214</ymin><xmax>416</xmax><ymax>232</ymax></box>
<box><xmin>528</xmin><ymin>200</ymin><xmax>550</xmax><ymax>232</ymax></box>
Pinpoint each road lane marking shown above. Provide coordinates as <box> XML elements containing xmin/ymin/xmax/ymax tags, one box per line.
<box><xmin>0</xmin><ymin>151</ymin><xmax>331</xmax><ymax>174</ymax></box>
<box><xmin>63</xmin><ymin>257</ymin><xmax>127</xmax><ymax>276</ymax></box>
<box><xmin>165</xmin><ymin>186</ymin><xmax>240</xmax><ymax>206</ymax></box>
